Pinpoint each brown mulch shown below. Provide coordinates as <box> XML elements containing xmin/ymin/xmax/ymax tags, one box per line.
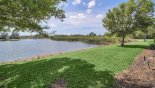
<box><xmin>49</xmin><ymin>78</ymin><xmax>67</xmax><ymax>88</ymax></box>
<box><xmin>115</xmin><ymin>49</ymin><xmax>155</xmax><ymax>88</ymax></box>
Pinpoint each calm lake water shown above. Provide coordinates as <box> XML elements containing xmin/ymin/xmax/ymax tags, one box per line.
<box><xmin>0</xmin><ymin>39</ymin><xmax>96</xmax><ymax>62</ymax></box>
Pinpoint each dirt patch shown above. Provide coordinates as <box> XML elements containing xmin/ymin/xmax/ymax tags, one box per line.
<box><xmin>115</xmin><ymin>49</ymin><xmax>155</xmax><ymax>88</ymax></box>
<box><xmin>49</xmin><ymin>78</ymin><xmax>67</xmax><ymax>88</ymax></box>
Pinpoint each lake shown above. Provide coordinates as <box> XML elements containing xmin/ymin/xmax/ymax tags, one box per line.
<box><xmin>0</xmin><ymin>39</ymin><xmax>96</xmax><ymax>62</ymax></box>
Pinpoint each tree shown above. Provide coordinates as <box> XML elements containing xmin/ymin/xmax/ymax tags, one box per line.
<box><xmin>103</xmin><ymin>0</ymin><xmax>154</xmax><ymax>46</ymax></box>
<box><xmin>145</xmin><ymin>26</ymin><xmax>155</xmax><ymax>39</ymax></box>
<box><xmin>10</xmin><ymin>31</ymin><xmax>20</xmax><ymax>39</ymax></box>
<box><xmin>148</xmin><ymin>25</ymin><xmax>155</xmax><ymax>42</ymax></box>
<box><xmin>0</xmin><ymin>0</ymin><xmax>66</xmax><ymax>32</ymax></box>
<box><xmin>132</xmin><ymin>30</ymin><xmax>144</xmax><ymax>39</ymax></box>
<box><xmin>0</xmin><ymin>32</ymin><xmax>9</xmax><ymax>40</ymax></box>
<box><xmin>38</xmin><ymin>31</ymin><xmax>49</xmax><ymax>38</ymax></box>
<box><xmin>88</xmin><ymin>32</ymin><xmax>96</xmax><ymax>37</ymax></box>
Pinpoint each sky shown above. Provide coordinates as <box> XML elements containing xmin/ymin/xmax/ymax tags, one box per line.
<box><xmin>26</xmin><ymin>0</ymin><xmax>155</xmax><ymax>35</ymax></box>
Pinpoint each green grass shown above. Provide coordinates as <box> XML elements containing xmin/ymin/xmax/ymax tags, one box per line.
<box><xmin>0</xmin><ymin>40</ymin><xmax>153</xmax><ymax>88</ymax></box>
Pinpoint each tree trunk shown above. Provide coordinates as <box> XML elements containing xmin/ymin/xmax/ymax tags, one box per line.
<box><xmin>144</xmin><ymin>34</ymin><xmax>147</xmax><ymax>42</ymax></box>
<box><xmin>121</xmin><ymin>35</ymin><xmax>126</xmax><ymax>47</ymax></box>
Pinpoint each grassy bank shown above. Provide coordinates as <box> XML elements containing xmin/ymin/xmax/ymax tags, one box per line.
<box><xmin>0</xmin><ymin>40</ymin><xmax>153</xmax><ymax>88</ymax></box>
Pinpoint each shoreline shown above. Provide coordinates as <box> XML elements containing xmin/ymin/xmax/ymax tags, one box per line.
<box><xmin>0</xmin><ymin>39</ymin><xmax>139</xmax><ymax>65</ymax></box>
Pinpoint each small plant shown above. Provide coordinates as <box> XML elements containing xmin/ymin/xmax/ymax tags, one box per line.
<box><xmin>150</xmin><ymin>43</ymin><xmax>155</xmax><ymax>49</ymax></box>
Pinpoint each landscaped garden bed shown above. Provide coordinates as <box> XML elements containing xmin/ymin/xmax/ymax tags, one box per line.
<box><xmin>115</xmin><ymin>48</ymin><xmax>155</xmax><ymax>88</ymax></box>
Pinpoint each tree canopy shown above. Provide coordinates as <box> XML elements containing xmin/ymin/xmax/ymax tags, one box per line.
<box><xmin>103</xmin><ymin>0</ymin><xmax>154</xmax><ymax>46</ymax></box>
<box><xmin>0</xmin><ymin>0</ymin><xmax>66</xmax><ymax>32</ymax></box>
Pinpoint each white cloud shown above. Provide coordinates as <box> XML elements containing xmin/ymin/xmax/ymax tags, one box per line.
<box><xmin>68</xmin><ymin>13</ymin><xmax>86</xmax><ymax>25</ymax></box>
<box><xmin>88</xmin><ymin>0</ymin><xmax>96</xmax><ymax>9</ymax></box>
<box><xmin>96</xmin><ymin>14</ymin><xmax>103</xmax><ymax>19</ymax></box>
<box><xmin>66</xmin><ymin>13</ymin><xmax>104</xmax><ymax>27</ymax></box>
<box><xmin>69</xmin><ymin>13</ymin><xmax>86</xmax><ymax>20</ymax></box>
<box><xmin>87</xmin><ymin>0</ymin><xmax>96</xmax><ymax>13</ymax></box>
<box><xmin>43</xmin><ymin>12</ymin><xmax>106</xmax><ymax>35</ymax></box>
<box><xmin>86</xmin><ymin>9</ymin><xmax>92</xmax><ymax>13</ymax></box>
<box><xmin>69</xmin><ymin>16</ymin><xmax>77</xmax><ymax>19</ymax></box>
<box><xmin>78</xmin><ymin>13</ymin><xmax>86</xmax><ymax>19</ymax></box>
<box><xmin>49</xmin><ymin>24</ymin><xmax>57</xmax><ymax>27</ymax></box>
<box><xmin>72</xmin><ymin>0</ymin><xmax>81</xmax><ymax>5</ymax></box>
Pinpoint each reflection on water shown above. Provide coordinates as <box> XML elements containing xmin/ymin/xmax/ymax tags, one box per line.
<box><xmin>0</xmin><ymin>39</ymin><xmax>96</xmax><ymax>62</ymax></box>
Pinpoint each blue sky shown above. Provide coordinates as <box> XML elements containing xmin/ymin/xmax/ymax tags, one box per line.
<box><xmin>39</xmin><ymin>0</ymin><xmax>154</xmax><ymax>35</ymax></box>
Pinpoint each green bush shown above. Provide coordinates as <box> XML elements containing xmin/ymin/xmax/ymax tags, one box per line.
<box><xmin>150</xmin><ymin>43</ymin><xmax>155</xmax><ymax>49</ymax></box>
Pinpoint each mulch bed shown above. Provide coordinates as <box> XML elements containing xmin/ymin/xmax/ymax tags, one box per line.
<box><xmin>49</xmin><ymin>78</ymin><xmax>67</xmax><ymax>88</ymax></box>
<box><xmin>115</xmin><ymin>49</ymin><xmax>155</xmax><ymax>88</ymax></box>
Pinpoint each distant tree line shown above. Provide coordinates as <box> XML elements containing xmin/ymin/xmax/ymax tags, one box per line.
<box><xmin>51</xmin><ymin>32</ymin><xmax>132</xmax><ymax>45</ymax></box>
<box><xmin>0</xmin><ymin>31</ymin><xmax>20</xmax><ymax>40</ymax></box>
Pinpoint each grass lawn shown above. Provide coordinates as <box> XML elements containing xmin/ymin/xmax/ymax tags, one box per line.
<box><xmin>0</xmin><ymin>40</ymin><xmax>153</xmax><ymax>88</ymax></box>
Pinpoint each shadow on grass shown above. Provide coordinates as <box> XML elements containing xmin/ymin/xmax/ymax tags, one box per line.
<box><xmin>119</xmin><ymin>45</ymin><xmax>149</xmax><ymax>49</ymax></box>
<box><xmin>0</xmin><ymin>58</ymin><xmax>114</xmax><ymax>88</ymax></box>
